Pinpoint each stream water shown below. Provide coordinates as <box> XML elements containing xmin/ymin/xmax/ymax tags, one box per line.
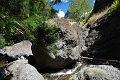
<box><xmin>1</xmin><ymin>55</ymin><xmax>120</xmax><ymax>80</ymax></box>
<box><xmin>0</xmin><ymin>55</ymin><xmax>83</xmax><ymax>80</ymax></box>
<box><xmin>42</xmin><ymin>62</ymin><xmax>82</xmax><ymax>80</ymax></box>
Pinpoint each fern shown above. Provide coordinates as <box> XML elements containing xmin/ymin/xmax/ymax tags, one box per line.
<box><xmin>112</xmin><ymin>0</ymin><xmax>120</xmax><ymax>8</ymax></box>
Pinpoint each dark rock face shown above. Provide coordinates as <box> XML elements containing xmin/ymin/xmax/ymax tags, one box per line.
<box><xmin>33</xmin><ymin>18</ymin><xmax>84</xmax><ymax>69</ymax></box>
<box><xmin>82</xmin><ymin>7</ymin><xmax>120</xmax><ymax>60</ymax></box>
<box><xmin>0</xmin><ymin>67</ymin><xmax>6</xmax><ymax>80</ymax></box>
<box><xmin>92</xmin><ymin>0</ymin><xmax>114</xmax><ymax>14</ymax></box>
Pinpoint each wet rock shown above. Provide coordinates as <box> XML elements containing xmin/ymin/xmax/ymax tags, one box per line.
<box><xmin>33</xmin><ymin>18</ymin><xmax>84</xmax><ymax>69</ymax></box>
<box><xmin>2</xmin><ymin>40</ymin><xmax>33</xmax><ymax>59</ymax></box>
<box><xmin>0</xmin><ymin>67</ymin><xmax>6</xmax><ymax>80</ymax></box>
<box><xmin>6</xmin><ymin>59</ymin><xmax>44</xmax><ymax>80</ymax></box>
<box><xmin>70</xmin><ymin>65</ymin><xmax>120</xmax><ymax>80</ymax></box>
<box><xmin>0</xmin><ymin>49</ymin><xmax>5</xmax><ymax>55</ymax></box>
<box><xmin>43</xmin><ymin>62</ymin><xmax>82</xmax><ymax>80</ymax></box>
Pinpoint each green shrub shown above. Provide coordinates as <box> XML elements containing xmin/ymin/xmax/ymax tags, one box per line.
<box><xmin>32</xmin><ymin>22</ymin><xmax>58</xmax><ymax>55</ymax></box>
<box><xmin>112</xmin><ymin>0</ymin><xmax>120</xmax><ymax>8</ymax></box>
<box><xmin>0</xmin><ymin>0</ymin><xmax>57</xmax><ymax>49</ymax></box>
<box><xmin>0</xmin><ymin>34</ymin><xmax>5</xmax><ymax>48</ymax></box>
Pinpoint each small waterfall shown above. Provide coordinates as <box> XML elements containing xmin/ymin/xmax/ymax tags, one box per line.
<box><xmin>43</xmin><ymin>62</ymin><xmax>82</xmax><ymax>80</ymax></box>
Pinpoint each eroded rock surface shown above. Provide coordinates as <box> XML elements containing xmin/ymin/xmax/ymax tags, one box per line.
<box><xmin>1</xmin><ymin>40</ymin><xmax>33</xmax><ymax>58</ymax></box>
<box><xmin>33</xmin><ymin>18</ymin><xmax>84</xmax><ymax>69</ymax></box>
<box><xmin>6</xmin><ymin>59</ymin><xmax>44</xmax><ymax>80</ymax></box>
<box><xmin>70</xmin><ymin>65</ymin><xmax>120</xmax><ymax>80</ymax></box>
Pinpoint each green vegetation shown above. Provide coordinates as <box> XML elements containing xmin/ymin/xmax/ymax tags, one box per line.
<box><xmin>0</xmin><ymin>34</ymin><xmax>5</xmax><ymax>48</ymax></box>
<box><xmin>32</xmin><ymin>22</ymin><xmax>58</xmax><ymax>55</ymax></box>
<box><xmin>50</xmin><ymin>0</ymin><xmax>61</xmax><ymax>5</ymax></box>
<box><xmin>0</xmin><ymin>0</ymin><xmax>58</xmax><ymax>55</ymax></box>
<box><xmin>86</xmin><ymin>0</ymin><xmax>120</xmax><ymax>25</ymax></box>
<box><xmin>112</xmin><ymin>0</ymin><xmax>120</xmax><ymax>9</ymax></box>
<box><xmin>68</xmin><ymin>0</ymin><xmax>93</xmax><ymax>22</ymax></box>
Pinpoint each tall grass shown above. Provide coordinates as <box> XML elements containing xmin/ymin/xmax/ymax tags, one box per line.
<box><xmin>85</xmin><ymin>7</ymin><xmax>110</xmax><ymax>25</ymax></box>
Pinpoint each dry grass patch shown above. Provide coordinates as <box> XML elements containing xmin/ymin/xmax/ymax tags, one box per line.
<box><xmin>86</xmin><ymin>7</ymin><xmax>110</xmax><ymax>25</ymax></box>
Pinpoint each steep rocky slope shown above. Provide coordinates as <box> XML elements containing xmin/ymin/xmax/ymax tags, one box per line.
<box><xmin>82</xmin><ymin>6</ymin><xmax>120</xmax><ymax>61</ymax></box>
<box><xmin>92</xmin><ymin>0</ymin><xmax>114</xmax><ymax>14</ymax></box>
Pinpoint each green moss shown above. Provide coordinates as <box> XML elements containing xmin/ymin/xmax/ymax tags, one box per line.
<box><xmin>49</xmin><ymin>45</ymin><xmax>58</xmax><ymax>55</ymax></box>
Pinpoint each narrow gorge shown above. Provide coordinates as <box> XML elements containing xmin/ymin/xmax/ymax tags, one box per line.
<box><xmin>0</xmin><ymin>0</ymin><xmax>120</xmax><ymax>80</ymax></box>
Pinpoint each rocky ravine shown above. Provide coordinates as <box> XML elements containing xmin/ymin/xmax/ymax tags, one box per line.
<box><xmin>1</xmin><ymin>0</ymin><xmax>120</xmax><ymax>80</ymax></box>
<box><xmin>0</xmin><ymin>40</ymin><xmax>120</xmax><ymax>80</ymax></box>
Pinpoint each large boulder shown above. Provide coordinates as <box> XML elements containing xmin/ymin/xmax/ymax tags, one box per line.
<box><xmin>1</xmin><ymin>40</ymin><xmax>33</xmax><ymax>59</ymax></box>
<box><xmin>69</xmin><ymin>65</ymin><xmax>120</xmax><ymax>80</ymax></box>
<box><xmin>6</xmin><ymin>59</ymin><xmax>44</xmax><ymax>80</ymax></box>
<box><xmin>33</xmin><ymin>18</ymin><xmax>85</xmax><ymax>69</ymax></box>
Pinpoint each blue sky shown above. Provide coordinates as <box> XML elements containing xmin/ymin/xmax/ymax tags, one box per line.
<box><xmin>52</xmin><ymin>0</ymin><xmax>95</xmax><ymax>17</ymax></box>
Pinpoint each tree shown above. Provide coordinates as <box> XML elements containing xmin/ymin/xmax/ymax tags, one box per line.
<box><xmin>0</xmin><ymin>0</ymin><xmax>58</xmax><ymax>48</ymax></box>
<box><xmin>68</xmin><ymin>0</ymin><xmax>93</xmax><ymax>22</ymax></box>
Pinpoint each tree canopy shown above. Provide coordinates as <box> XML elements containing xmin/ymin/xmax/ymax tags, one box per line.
<box><xmin>68</xmin><ymin>0</ymin><xmax>93</xmax><ymax>22</ymax></box>
<box><xmin>0</xmin><ymin>0</ymin><xmax>58</xmax><ymax>48</ymax></box>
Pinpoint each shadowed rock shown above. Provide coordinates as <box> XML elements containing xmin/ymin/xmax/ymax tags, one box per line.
<box><xmin>82</xmin><ymin>6</ymin><xmax>120</xmax><ymax>60</ymax></box>
<box><xmin>33</xmin><ymin>18</ymin><xmax>85</xmax><ymax>69</ymax></box>
<box><xmin>92</xmin><ymin>0</ymin><xmax>114</xmax><ymax>14</ymax></box>
<box><xmin>0</xmin><ymin>67</ymin><xmax>6</xmax><ymax>80</ymax></box>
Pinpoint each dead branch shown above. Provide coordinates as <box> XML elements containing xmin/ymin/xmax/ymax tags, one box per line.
<box><xmin>79</xmin><ymin>56</ymin><xmax>120</xmax><ymax>63</ymax></box>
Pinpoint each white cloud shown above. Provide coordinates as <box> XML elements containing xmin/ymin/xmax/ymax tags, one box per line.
<box><xmin>50</xmin><ymin>0</ymin><xmax>69</xmax><ymax>3</ymax></box>
<box><xmin>61</xmin><ymin>0</ymin><xmax>69</xmax><ymax>3</ymax></box>
<box><xmin>57</xmin><ymin>10</ymin><xmax>65</xmax><ymax>18</ymax></box>
<box><xmin>93</xmin><ymin>0</ymin><xmax>95</xmax><ymax>3</ymax></box>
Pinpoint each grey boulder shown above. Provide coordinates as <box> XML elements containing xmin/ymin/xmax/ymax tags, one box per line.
<box><xmin>33</xmin><ymin>18</ymin><xmax>84</xmax><ymax>69</ymax></box>
<box><xmin>6</xmin><ymin>59</ymin><xmax>44</xmax><ymax>80</ymax></box>
<box><xmin>2</xmin><ymin>40</ymin><xmax>33</xmax><ymax>58</ymax></box>
<box><xmin>70</xmin><ymin>65</ymin><xmax>120</xmax><ymax>80</ymax></box>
